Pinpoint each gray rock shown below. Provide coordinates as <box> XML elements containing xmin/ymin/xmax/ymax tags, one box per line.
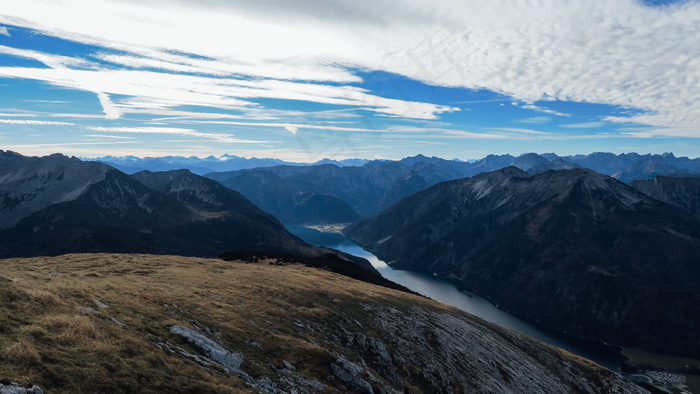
<box><xmin>169</xmin><ymin>325</ymin><xmax>243</xmax><ymax>373</ymax></box>
<box><xmin>282</xmin><ymin>360</ymin><xmax>296</xmax><ymax>371</ymax></box>
<box><xmin>76</xmin><ymin>306</ymin><xmax>100</xmax><ymax>314</ymax></box>
<box><xmin>0</xmin><ymin>275</ymin><xmax>13</xmax><ymax>283</ymax></box>
<box><xmin>348</xmin><ymin>334</ymin><xmax>401</xmax><ymax>384</ymax></box>
<box><xmin>331</xmin><ymin>358</ymin><xmax>374</xmax><ymax>394</ymax></box>
<box><xmin>0</xmin><ymin>382</ymin><xmax>43</xmax><ymax>394</ymax></box>
<box><xmin>93</xmin><ymin>299</ymin><xmax>108</xmax><ymax>309</ymax></box>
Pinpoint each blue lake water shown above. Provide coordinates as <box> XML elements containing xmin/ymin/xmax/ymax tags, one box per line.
<box><xmin>287</xmin><ymin>226</ymin><xmax>628</xmax><ymax>371</ymax></box>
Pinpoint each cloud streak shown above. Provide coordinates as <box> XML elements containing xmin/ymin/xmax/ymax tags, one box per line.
<box><xmin>83</xmin><ymin>126</ymin><xmax>276</xmax><ymax>144</ymax></box>
<box><xmin>0</xmin><ymin>119</ymin><xmax>75</xmax><ymax>126</ymax></box>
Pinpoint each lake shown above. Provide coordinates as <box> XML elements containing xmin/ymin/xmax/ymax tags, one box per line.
<box><xmin>287</xmin><ymin>226</ymin><xmax>628</xmax><ymax>371</ymax></box>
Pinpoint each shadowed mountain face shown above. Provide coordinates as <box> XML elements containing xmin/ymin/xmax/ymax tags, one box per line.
<box><xmin>285</xmin><ymin>193</ymin><xmax>362</xmax><ymax>225</ymax></box>
<box><xmin>345</xmin><ymin>167</ymin><xmax>700</xmax><ymax>357</ymax></box>
<box><xmin>630</xmin><ymin>175</ymin><xmax>700</xmax><ymax>219</ymax></box>
<box><xmin>0</xmin><ymin>153</ymin><xmax>375</xmax><ymax>269</ymax></box>
<box><xmin>0</xmin><ymin>150</ymin><xmax>113</xmax><ymax>230</ymax></box>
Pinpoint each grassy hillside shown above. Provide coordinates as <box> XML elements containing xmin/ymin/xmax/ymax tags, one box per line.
<box><xmin>0</xmin><ymin>254</ymin><xmax>645</xmax><ymax>393</ymax></box>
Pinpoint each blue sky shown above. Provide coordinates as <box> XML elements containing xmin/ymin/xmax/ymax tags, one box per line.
<box><xmin>1</xmin><ymin>0</ymin><xmax>700</xmax><ymax>161</ymax></box>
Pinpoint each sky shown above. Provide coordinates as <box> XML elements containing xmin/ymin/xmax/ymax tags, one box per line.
<box><xmin>1</xmin><ymin>0</ymin><xmax>700</xmax><ymax>161</ymax></box>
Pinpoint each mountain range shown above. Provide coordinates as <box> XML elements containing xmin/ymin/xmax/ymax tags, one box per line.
<box><xmin>91</xmin><ymin>154</ymin><xmax>369</xmax><ymax>175</ymax></box>
<box><xmin>344</xmin><ymin>167</ymin><xmax>700</xmax><ymax>357</ymax></box>
<box><xmin>201</xmin><ymin>152</ymin><xmax>700</xmax><ymax>225</ymax></box>
<box><xmin>94</xmin><ymin>151</ymin><xmax>700</xmax><ymax>180</ymax></box>
<box><xmin>0</xmin><ymin>150</ymin><xmax>373</xmax><ymax>275</ymax></box>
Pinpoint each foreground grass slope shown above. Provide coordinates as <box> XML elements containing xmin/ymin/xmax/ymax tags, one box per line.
<box><xmin>0</xmin><ymin>254</ymin><xmax>645</xmax><ymax>393</ymax></box>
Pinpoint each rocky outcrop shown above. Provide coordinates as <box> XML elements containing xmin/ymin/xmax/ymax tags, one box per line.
<box><xmin>347</xmin><ymin>334</ymin><xmax>401</xmax><ymax>385</ymax></box>
<box><xmin>0</xmin><ymin>381</ymin><xmax>42</xmax><ymax>394</ymax></box>
<box><xmin>330</xmin><ymin>358</ymin><xmax>375</xmax><ymax>394</ymax></box>
<box><xmin>169</xmin><ymin>325</ymin><xmax>244</xmax><ymax>374</ymax></box>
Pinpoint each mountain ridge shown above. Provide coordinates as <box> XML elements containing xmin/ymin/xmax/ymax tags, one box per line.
<box><xmin>344</xmin><ymin>167</ymin><xmax>700</xmax><ymax>357</ymax></box>
<box><xmin>0</xmin><ymin>152</ymin><xmax>377</xmax><ymax>277</ymax></box>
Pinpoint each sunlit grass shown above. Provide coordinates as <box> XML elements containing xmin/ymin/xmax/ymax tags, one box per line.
<box><xmin>0</xmin><ymin>253</ymin><xmax>429</xmax><ymax>393</ymax></box>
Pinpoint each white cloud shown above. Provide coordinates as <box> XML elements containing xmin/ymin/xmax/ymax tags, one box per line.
<box><xmin>0</xmin><ymin>45</ymin><xmax>94</xmax><ymax>69</ymax></box>
<box><xmin>84</xmin><ymin>134</ymin><xmax>133</xmax><ymax>139</ymax></box>
<box><xmin>1</xmin><ymin>0</ymin><xmax>700</xmax><ymax>135</ymax></box>
<box><xmin>96</xmin><ymin>92</ymin><xmax>123</xmax><ymax>120</ymax></box>
<box><xmin>0</xmin><ymin>66</ymin><xmax>456</xmax><ymax>120</ymax></box>
<box><xmin>516</xmin><ymin>116</ymin><xmax>551</xmax><ymax>124</ymax></box>
<box><xmin>560</xmin><ymin>122</ymin><xmax>607</xmax><ymax>128</ymax></box>
<box><xmin>0</xmin><ymin>119</ymin><xmax>75</xmax><ymax>126</ymax></box>
<box><xmin>619</xmin><ymin>127</ymin><xmax>700</xmax><ymax>138</ymax></box>
<box><xmin>519</xmin><ymin>105</ymin><xmax>570</xmax><ymax>117</ymax></box>
<box><xmin>0</xmin><ymin>26</ymin><xmax>10</xmax><ymax>37</ymax></box>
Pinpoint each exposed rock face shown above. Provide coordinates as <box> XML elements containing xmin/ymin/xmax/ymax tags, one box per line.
<box><xmin>169</xmin><ymin>325</ymin><xmax>244</xmax><ymax>374</ymax></box>
<box><xmin>364</xmin><ymin>305</ymin><xmax>645</xmax><ymax>394</ymax></box>
<box><xmin>0</xmin><ymin>150</ymin><xmax>111</xmax><ymax>229</ymax></box>
<box><xmin>0</xmin><ymin>381</ymin><xmax>42</xmax><ymax>394</ymax></box>
<box><xmin>345</xmin><ymin>167</ymin><xmax>700</xmax><ymax>357</ymax></box>
<box><xmin>347</xmin><ymin>333</ymin><xmax>401</xmax><ymax>385</ymax></box>
<box><xmin>630</xmin><ymin>175</ymin><xmax>700</xmax><ymax>219</ymax></box>
<box><xmin>331</xmin><ymin>358</ymin><xmax>375</xmax><ymax>394</ymax></box>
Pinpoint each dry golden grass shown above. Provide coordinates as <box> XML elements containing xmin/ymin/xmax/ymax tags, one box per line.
<box><xmin>0</xmin><ymin>253</ymin><xmax>632</xmax><ymax>394</ymax></box>
<box><xmin>0</xmin><ymin>253</ymin><xmax>433</xmax><ymax>393</ymax></box>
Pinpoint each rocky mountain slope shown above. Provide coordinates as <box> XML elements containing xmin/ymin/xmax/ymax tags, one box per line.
<box><xmin>630</xmin><ymin>175</ymin><xmax>700</xmax><ymax>219</ymax></box>
<box><xmin>0</xmin><ymin>152</ymin><xmax>363</xmax><ymax>265</ymax></box>
<box><xmin>0</xmin><ymin>253</ymin><xmax>647</xmax><ymax>393</ymax></box>
<box><xmin>344</xmin><ymin>167</ymin><xmax>700</xmax><ymax>357</ymax></box>
<box><xmin>0</xmin><ymin>150</ymin><xmax>112</xmax><ymax>230</ymax></box>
